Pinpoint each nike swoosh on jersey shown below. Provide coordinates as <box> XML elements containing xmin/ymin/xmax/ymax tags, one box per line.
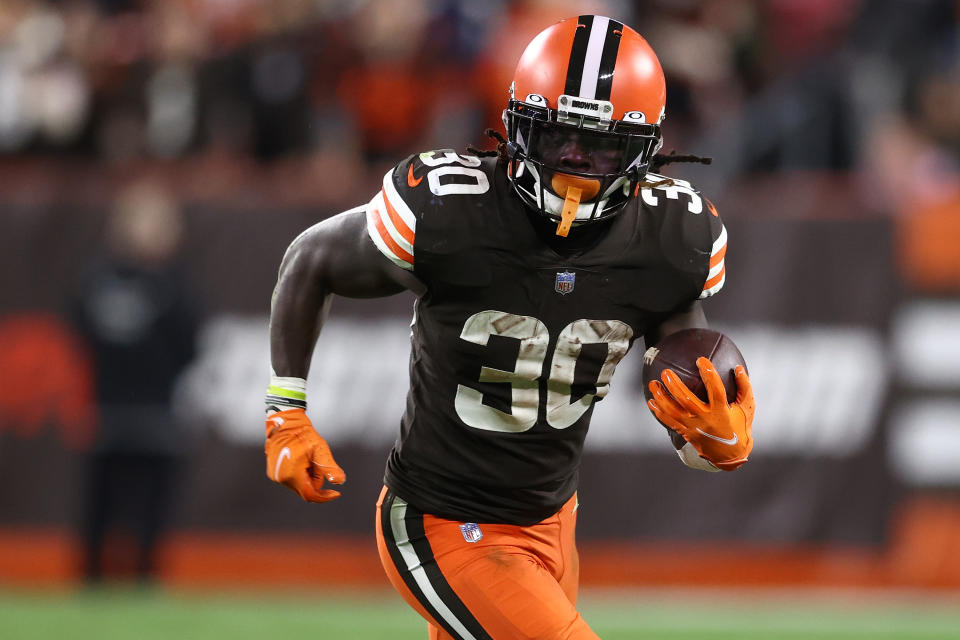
<box><xmin>407</xmin><ymin>163</ymin><xmax>423</xmax><ymax>187</ymax></box>
<box><xmin>696</xmin><ymin>428</ymin><xmax>738</xmax><ymax>446</ymax></box>
<box><xmin>274</xmin><ymin>446</ymin><xmax>292</xmax><ymax>480</ymax></box>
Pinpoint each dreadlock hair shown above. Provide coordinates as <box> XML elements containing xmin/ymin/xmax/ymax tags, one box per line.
<box><xmin>466</xmin><ymin>128</ymin><xmax>712</xmax><ymax>188</ymax></box>
<box><xmin>642</xmin><ymin>149</ymin><xmax>712</xmax><ymax>189</ymax></box>
<box><xmin>649</xmin><ymin>150</ymin><xmax>712</xmax><ymax>172</ymax></box>
<box><xmin>466</xmin><ymin>128</ymin><xmax>508</xmax><ymax>158</ymax></box>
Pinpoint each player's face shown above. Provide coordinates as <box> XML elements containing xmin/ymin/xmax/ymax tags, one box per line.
<box><xmin>532</xmin><ymin>124</ymin><xmax>638</xmax><ymax>177</ymax></box>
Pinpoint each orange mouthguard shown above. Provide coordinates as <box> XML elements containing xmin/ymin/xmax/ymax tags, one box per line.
<box><xmin>551</xmin><ymin>173</ymin><xmax>601</xmax><ymax>201</ymax></box>
<box><xmin>555</xmin><ymin>186</ymin><xmax>581</xmax><ymax>237</ymax></box>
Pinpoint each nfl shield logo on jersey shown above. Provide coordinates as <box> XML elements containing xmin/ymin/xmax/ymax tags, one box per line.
<box><xmin>459</xmin><ymin>522</ymin><xmax>483</xmax><ymax>543</ymax></box>
<box><xmin>555</xmin><ymin>271</ymin><xmax>575</xmax><ymax>295</ymax></box>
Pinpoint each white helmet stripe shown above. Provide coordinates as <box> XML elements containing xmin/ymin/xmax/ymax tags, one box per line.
<box><xmin>578</xmin><ymin>16</ymin><xmax>610</xmax><ymax>99</ymax></box>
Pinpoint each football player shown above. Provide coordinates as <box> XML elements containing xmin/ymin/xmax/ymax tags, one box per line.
<box><xmin>265</xmin><ymin>15</ymin><xmax>755</xmax><ymax>640</ymax></box>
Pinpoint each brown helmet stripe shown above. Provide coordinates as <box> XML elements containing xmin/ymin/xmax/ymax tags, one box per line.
<box><xmin>595</xmin><ymin>18</ymin><xmax>624</xmax><ymax>101</ymax></box>
<box><xmin>563</xmin><ymin>15</ymin><xmax>594</xmax><ymax>97</ymax></box>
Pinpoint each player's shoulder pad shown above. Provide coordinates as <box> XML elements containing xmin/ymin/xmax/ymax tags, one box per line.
<box><xmin>365</xmin><ymin>149</ymin><xmax>494</xmax><ymax>272</ymax></box>
<box><xmin>638</xmin><ymin>173</ymin><xmax>727</xmax><ymax>299</ymax></box>
<box><xmin>394</xmin><ymin>148</ymin><xmax>495</xmax><ymax>208</ymax></box>
<box><xmin>364</xmin><ymin>152</ymin><xmax>423</xmax><ymax>272</ymax></box>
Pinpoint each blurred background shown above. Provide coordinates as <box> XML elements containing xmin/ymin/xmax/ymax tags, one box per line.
<box><xmin>1</xmin><ymin>0</ymin><xmax>960</xmax><ymax>637</ymax></box>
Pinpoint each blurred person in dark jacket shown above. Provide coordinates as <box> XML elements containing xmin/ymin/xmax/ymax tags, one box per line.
<box><xmin>70</xmin><ymin>180</ymin><xmax>198</xmax><ymax>584</ymax></box>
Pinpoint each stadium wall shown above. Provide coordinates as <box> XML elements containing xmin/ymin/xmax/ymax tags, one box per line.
<box><xmin>2</xmin><ymin>177</ymin><xmax>960</xmax><ymax>588</ymax></box>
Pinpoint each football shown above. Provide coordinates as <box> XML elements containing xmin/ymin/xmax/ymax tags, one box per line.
<box><xmin>641</xmin><ymin>328</ymin><xmax>747</xmax><ymax>405</ymax></box>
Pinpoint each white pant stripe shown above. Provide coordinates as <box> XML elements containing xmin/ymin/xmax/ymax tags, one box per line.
<box><xmin>389</xmin><ymin>497</ymin><xmax>478</xmax><ymax>640</ymax></box>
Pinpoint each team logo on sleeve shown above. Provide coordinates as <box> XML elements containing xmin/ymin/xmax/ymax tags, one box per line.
<box><xmin>407</xmin><ymin>162</ymin><xmax>424</xmax><ymax>187</ymax></box>
<box><xmin>555</xmin><ymin>271</ymin><xmax>576</xmax><ymax>295</ymax></box>
<box><xmin>459</xmin><ymin>522</ymin><xmax>483</xmax><ymax>543</ymax></box>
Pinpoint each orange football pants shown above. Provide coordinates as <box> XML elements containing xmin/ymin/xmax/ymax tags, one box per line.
<box><xmin>376</xmin><ymin>486</ymin><xmax>600</xmax><ymax>640</ymax></box>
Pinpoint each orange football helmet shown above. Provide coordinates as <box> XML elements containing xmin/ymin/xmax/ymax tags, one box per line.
<box><xmin>504</xmin><ymin>15</ymin><xmax>666</xmax><ymax>227</ymax></box>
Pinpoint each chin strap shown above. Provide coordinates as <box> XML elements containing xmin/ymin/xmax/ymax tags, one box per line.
<box><xmin>555</xmin><ymin>186</ymin><xmax>581</xmax><ymax>237</ymax></box>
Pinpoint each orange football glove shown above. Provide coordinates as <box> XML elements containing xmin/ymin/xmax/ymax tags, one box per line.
<box><xmin>264</xmin><ymin>408</ymin><xmax>346</xmax><ymax>502</ymax></box>
<box><xmin>647</xmin><ymin>357</ymin><xmax>755</xmax><ymax>471</ymax></box>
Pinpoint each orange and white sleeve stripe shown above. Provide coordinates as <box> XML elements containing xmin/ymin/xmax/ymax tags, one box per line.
<box><xmin>365</xmin><ymin>170</ymin><xmax>417</xmax><ymax>271</ymax></box>
<box><xmin>699</xmin><ymin>224</ymin><xmax>726</xmax><ymax>299</ymax></box>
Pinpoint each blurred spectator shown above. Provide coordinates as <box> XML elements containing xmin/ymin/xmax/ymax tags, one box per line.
<box><xmin>0</xmin><ymin>1</ymin><xmax>90</xmax><ymax>152</ymax></box>
<box><xmin>863</xmin><ymin>67</ymin><xmax>960</xmax><ymax>293</ymax></box>
<box><xmin>69</xmin><ymin>180</ymin><xmax>199</xmax><ymax>584</ymax></box>
<box><xmin>0</xmin><ymin>0</ymin><xmax>953</xmax><ymax>198</ymax></box>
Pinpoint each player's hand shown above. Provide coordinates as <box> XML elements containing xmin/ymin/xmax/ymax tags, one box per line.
<box><xmin>647</xmin><ymin>357</ymin><xmax>754</xmax><ymax>470</ymax></box>
<box><xmin>264</xmin><ymin>408</ymin><xmax>346</xmax><ymax>502</ymax></box>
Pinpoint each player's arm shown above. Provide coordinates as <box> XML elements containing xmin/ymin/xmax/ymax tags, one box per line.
<box><xmin>265</xmin><ymin>206</ymin><xmax>421</xmax><ymax>502</ymax></box>
<box><xmin>645</xmin><ymin>299</ymin><xmax>707</xmax><ymax>345</ymax></box>
<box><xmin>643</xmin><ymin>197</ymin><xmax>755</xmax><ymax>471</ymax></box>
<box><xmin>270</xmin><ymin>207</ymin><xmax>420</xmax><ymax>378</ymax></box>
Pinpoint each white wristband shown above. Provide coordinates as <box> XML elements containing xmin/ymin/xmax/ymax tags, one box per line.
<box><xmin>265</xmin><ymin>375</ymin><xmax>307</xmax><ymax>414</ymax></box>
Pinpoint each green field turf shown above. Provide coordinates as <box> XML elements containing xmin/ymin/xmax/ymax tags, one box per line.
<box><xmin>1</xmin><ymin>586</ymin><xmax>958</xmax><ymax>639</ymax></box>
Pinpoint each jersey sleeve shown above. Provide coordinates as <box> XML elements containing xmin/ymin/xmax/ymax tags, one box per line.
<box><xmin>640</xmin><ymin>174</ymin><xmax>729</xmax><ymax>302</ymax></box>
<box><xmin>364</xmin><ymin>156</ymin><xmax>420</xmax><ymax>271</ymax></box>
<box><xmin>364</xmin><ymin>149</ymin><xmax>493</xmax><ymax>284</ymax></box>
<box><xmin>699</xmin><ymin>197</ymin><xmax>727</xmax><ymax>299</ymax></box>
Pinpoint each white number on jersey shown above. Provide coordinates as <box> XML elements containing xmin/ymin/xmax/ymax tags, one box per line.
<box><xmin>454</xmin><ymin>311</ymin><xmax>549</xmax><ymax>433</ymax></box>
<box><xmin>640</xmin><ymin>176</ymin><xmax>703</xmax><ymax>214</ymax></box>
<box><xmin>419</xmin><ymin>150</ymin><xmax>490</xmax><ymax>197</ymax></box>
<box><xmin>454</xmin><ymin>311</ymin><xmax>634</xmax><ymax>433</ymax></box>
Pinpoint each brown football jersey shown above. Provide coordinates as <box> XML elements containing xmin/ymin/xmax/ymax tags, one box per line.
<box><xmin>365</xmin><ymin>150</ymin><xmax>726</xmax><ymax>524</ymax></box>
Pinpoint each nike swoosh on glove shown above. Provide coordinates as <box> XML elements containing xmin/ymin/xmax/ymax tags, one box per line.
<box><xmin>265</xmin><ymin>408</ymin><xmax>346</xmax><ymax>502</ymax></box>
<box><xmin>647</xmin><ymin>357</ymin><xmax>755</xmax><ymax>471</ymax></box>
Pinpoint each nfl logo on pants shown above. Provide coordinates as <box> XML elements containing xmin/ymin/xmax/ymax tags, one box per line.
<box><xmin>555</xmin><ymin>271</ymin><xmax>575</xmax><ymax>295</ymax></box>
<box><xmin>459</xmin><ymin>522</ymin><xmax>483</xmax><ymax>543</ymax></box>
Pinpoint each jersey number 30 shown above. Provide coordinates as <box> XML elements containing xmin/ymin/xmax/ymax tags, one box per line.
<box><xmin>420</xmin><ymin>151</ymin><xmax>490</xmax><ymax>196</ymax></box>
<box><xmin>454</xmin><ymin>311</ymin><xmax>633</xmax><ymax>432</ymax></box>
